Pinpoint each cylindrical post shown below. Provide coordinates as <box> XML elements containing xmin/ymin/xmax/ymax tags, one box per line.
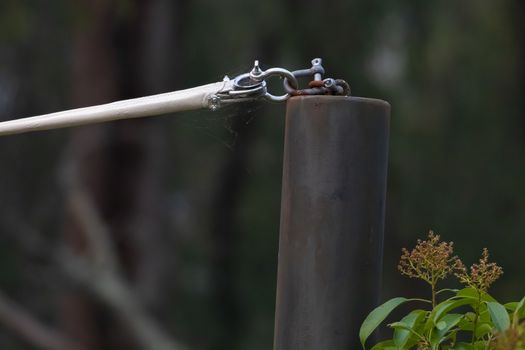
<box><xmin>273</xmin><ymin>96</ymin><xmax>390</xmax><ymax>350</ymax></box>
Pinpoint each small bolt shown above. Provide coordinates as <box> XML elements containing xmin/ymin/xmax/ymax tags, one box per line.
<box><xmin>251</xmin><ymin>60</ymin><xmax>263</xmax><ymax>77</ymax></box>
<box><xmin>324</xmin><ymin>78</ymin><xmax>335</xmax><ymax>88</ymax></box>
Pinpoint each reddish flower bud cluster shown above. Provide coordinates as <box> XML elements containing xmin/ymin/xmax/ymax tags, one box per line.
<box><xmin>398</xmin><ymin>231</ymin><xmax>461</xmax><ymax>286</ymax></box>
<box><xmin>455</xmin><ymin>248</ymin><xmax>503</xmax><ymax>292</ymax></box>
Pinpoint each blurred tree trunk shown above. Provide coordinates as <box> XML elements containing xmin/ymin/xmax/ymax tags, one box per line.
<box><xmin>209</xmin><ymin>109</ymin><xmax>257</xmax><ymax>350</ymax></box>
<box><xmin>209</xmin><ymin>45</ymin><xmax>276</xmax><ymax>350</ymax></box>
<box><xmin>61</xmin><ymin>1</ymin><xmax>172</xmax><ymax>349</ymax></box>
<box><xmin>61</xmin><ymin>1</ymin><xmax>118</xmax><ymax>348</ymax></box>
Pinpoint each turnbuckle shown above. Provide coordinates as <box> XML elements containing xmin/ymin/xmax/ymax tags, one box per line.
<box><xmin>208</xmin><ymin>57</ymin><xmax>350</xmax><ymax>110</ymax></box>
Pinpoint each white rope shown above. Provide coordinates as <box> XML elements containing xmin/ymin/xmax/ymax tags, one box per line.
<box><xmin>0</xmin><ymin>81</ymin><xmax>227</xmax><ymax>136</ymax></box>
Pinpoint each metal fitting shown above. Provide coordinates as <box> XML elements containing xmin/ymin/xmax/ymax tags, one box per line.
<box><xmin>208</xmin><ymin>57</ymin><xmax>350</xmax><ymax>110</ymax></box>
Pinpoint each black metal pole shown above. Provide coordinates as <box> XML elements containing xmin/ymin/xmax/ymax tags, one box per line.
<box><xmin>273</xmin><ymin>96</ymin><xmax>390</xmax><ymax>350</ymax></box>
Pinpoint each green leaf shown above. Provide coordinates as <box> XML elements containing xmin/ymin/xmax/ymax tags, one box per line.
<box><xmin>457</xmin><ymin>315</ymin><xmax>474</xmax><ymax>332</ymax></box>
<box><xmin>514</xmin><ymin>296</ymin><xmax>525</xmax><ymax>323</ymax></box>
<box><xmin>437</xmin><ymin>288</ymin><xmax>460</xmax><ymax>295</ymax></box>
<box><xmin>393</xmin><ymin>310</ymin><xmax>426</xmax><ymax>349</ymax></box>
<box><xmin>504</xmin><ymin>302</ymin><xmax>518</xmax><ymax>312</ymax></box>
<box><xmin>486</xmin><ymin>302</ymin><xmax>510</xmax><ymax>332</ymax></box>
<box><xmin>455</xmin><ymin>288</ymin><xmax>479</xmax><ymax>299</ymax></box>
<box><xmin>456</xmin><ymin>288</ymin><xmax>496</xmax><ymax>303</ymax></box>
<box><xmin>436</xmin><ymin>321</ymin><xmax>447</xmax><ymax>330</ymax></box>
<box><xmin>359</xmin><ymin>297</ymin><xmax>408</xmax><ymax>348</ymax></box>
<box><xmin>432</xmin><ymin>297</ymin><xmax>473</xmax><ymax>323</ymax></box>
<box><xmin>430</xmin><ymin>314</ymin><xmax>464</xmax><ymax>347</ymax></box>
<box><xmin>474</xmin><ymin>322</ymin><xmax>492</xmax><ymax>338</ymax></box>
<box><xmin>505</xmin><ymin>297</ymin><xmax>525</xmax><ymax>324</ymax></box>
<box><xmin>477</xmin><ymin>303</ymin><xmax>491</xmax><ymax>323</ymax></box>
<box><xmin>370</xmin><ymin>340</ymin><xmax>397</xmax><ymax>350</ymax></box>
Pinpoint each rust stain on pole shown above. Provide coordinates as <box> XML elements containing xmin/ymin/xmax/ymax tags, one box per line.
<box><xmin>273</xmin><ymin>95</ymin><xmax>390</xmax><ymax>350</ymax></box>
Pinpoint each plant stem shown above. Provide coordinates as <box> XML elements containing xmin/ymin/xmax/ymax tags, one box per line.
<box><xmin>431</xmin><ymin>279</ymin><xmax>437</xmax><ymax>308</ymax></box>
<box><xmin>485</xmin><ymin>334</ymin><xmax>493</xmax><ymax>350</ymax></box>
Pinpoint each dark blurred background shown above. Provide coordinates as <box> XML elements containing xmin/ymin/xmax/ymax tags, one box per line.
<box><xmin>0</xmin><ymin>1</ymin><xmax>524</xmax><ymax>349</ymax></box>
